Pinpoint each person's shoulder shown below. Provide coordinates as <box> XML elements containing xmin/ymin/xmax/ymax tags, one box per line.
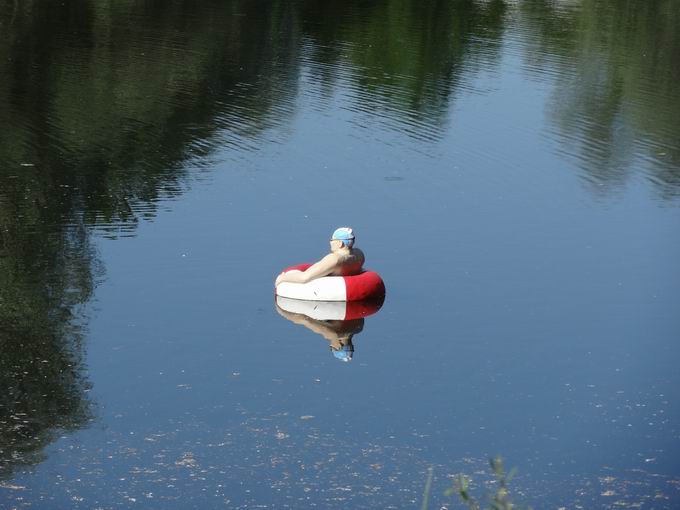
<box><xmin>321</xmin><ymin>252</ymin><xmax>342</xmax><ymax>264</ymax></box>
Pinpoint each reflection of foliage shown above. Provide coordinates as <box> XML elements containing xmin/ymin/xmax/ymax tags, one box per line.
<box><xmin>0</xmin><ymin>219</ymin><xmax>94</xmax><ymax>480</ymax></box>
<box><xmin>0</xmin><ymin>144</ymin><xmax>96</xmax><ymax>481</ymax></box>
<box><xmin>299</xmin><ymin>0</ymin><xmax>507</xmax><ymax>138</ymax></box>
<box><xmin>520</xmin><ymin>0</ymin><xmax>680</xmax><ymax>197</ymax></box>
<box><xmin>0</xmin><ymin>0</ymin><xmax>302</xmax><ymax>479</ymax></box>
<box><xmin>0</xmin><ymin>0</ymin><xmax>301</xmax><ymax>231</ymax></box>
<box><xmin>0</xmin><ymin>325</ymin><xmax>92</xmax><ymax>480</ymax></box>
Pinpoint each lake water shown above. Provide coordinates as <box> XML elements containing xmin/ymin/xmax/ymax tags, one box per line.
<box><xmin>1</xmin><ymin>1</ymin><xmax>679</xmax><ymax>508</ymax></box>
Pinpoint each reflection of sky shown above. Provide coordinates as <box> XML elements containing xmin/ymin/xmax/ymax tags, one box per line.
<box><xmin>3</xmin><ymin>3</ymin><xmax>680</xmax><ymax>509</ymax></box>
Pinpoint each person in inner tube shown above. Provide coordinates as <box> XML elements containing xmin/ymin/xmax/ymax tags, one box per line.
<box><xmin>275</xmin><ymin>305</ymin><xmax>362</xmax><ymax>363</ymax></box>
<box><xmin>275</xmin><ymin>227</ymin><xmax>365</xmax><ymax>286</ymax></box>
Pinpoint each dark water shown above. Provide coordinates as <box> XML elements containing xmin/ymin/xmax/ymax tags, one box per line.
<box><xmin>1</xmin><ymin>0</ymin><xmax>679</xmax><ymax>508</ymax></box>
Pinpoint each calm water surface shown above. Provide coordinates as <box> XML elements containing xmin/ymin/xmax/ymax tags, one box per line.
<box><xmin>1</xmin><ymin>0</ymin><xmax>679</xmax><ymax>508</ymax></box>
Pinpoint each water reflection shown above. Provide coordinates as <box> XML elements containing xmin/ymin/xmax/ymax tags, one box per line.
<box><xmin>0</xmin><ymin>0</ymin><xmax>300</xmax><ymax>230</ymax></box>
<box><xmin>0</xmin><ymin>220</ymin><xmax>93</xmax><ymax>480</ymax></box>
<box><xmin>1</xmin><ymin>1</ymin><xmax>300</xmax><ymax>474</ymax></box>
<box><xmin>0</xmin><ymin>0</ymin><xmax>678</xmax><ymax>505</ymax></box>
<box><xmin>297</xmin><ymin>0</ymin><xmax>507</xmax><ymax>142</ymax></box>
<box><xmin>275</xmin><ymin>296</ymin><xmax>384</xmax><ymax>362</ymax></box>
<box><xmin>516</xmin><ymin>0</ymin><xmax>680</xmax><ymax>196</ymax></box>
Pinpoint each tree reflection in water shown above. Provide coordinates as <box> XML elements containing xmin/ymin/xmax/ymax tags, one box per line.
<box><xmin>0</xmin><ymin>219</ymin><xmax>94</xmax><ymax>479</ymax></box>
<box><xmin>518</xmin><ymin>0</ymin><xmax>680</xmax><ymax>196</ymax></box>
<box><xmin>1</xmin><ymin>0</ymin><xmax>301</xmax><ymax>479</ymax></box>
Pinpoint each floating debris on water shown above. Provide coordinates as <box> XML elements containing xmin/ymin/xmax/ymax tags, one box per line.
<box><xmin>0</xmin><ymin>482</ymin><xmax>25</xmax><ymax>490</ymax></box>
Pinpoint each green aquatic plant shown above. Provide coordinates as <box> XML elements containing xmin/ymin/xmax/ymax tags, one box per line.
<box><xmin>421</xmin><ymin>457</ymin><xmax>530</xmax><ymax>510</ymax></box>
<box><xmin>420</xmin><ymin>466</ymin><xmax>434</xmax><ymax>510</ymax></box>
<box><xmin>448</xmin><ymin>457</ymin><xmax>526</xmax><ymax>510</ymax></box>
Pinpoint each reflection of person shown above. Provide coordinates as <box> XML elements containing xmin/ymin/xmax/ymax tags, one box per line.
<box><xmin>275</xmin><ymin>227</ymin><xmax>365</xmax><ymax>286</ymax></box>
<box><xmin>275</xmin><ymin>305</ymin><xmax>363</xmax><ymax>362</ymax></box>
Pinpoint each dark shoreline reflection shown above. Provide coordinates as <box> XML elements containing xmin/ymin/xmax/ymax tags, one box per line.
<box><xmin>0</xmin><ymin>220</ymin><xmax>94</xmax><ymax>480</ymax></box>
<box><xmin>1</xmin><ymin>1</ymin><xmax>302</xmax><ymax>476</ymax></box>
<box><xmin>275</xmin><ymin>296</ymin><xmax>384</xmax><ymax>362</ymax></box>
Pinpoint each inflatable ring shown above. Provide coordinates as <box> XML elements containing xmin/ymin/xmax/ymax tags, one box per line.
<box><xmin>275</xmin><ymin>263</ymin><xmax>386</xmax><ymax>302</ymax></box>
<box><xmin>276</xmin><ymin>295</ymin><xmax>384</xmax><ymax>320</ymax></box>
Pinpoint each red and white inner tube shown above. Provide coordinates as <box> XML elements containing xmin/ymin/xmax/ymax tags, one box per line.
<box><xmin>275</xmin><ymin>263</ymin><xmax>386</xmax><ymax>302</ymax></box>
<box><xmin>275</xmin><ymin>295</ymin><xmax>383</xmax><ymax>321</ymax></box>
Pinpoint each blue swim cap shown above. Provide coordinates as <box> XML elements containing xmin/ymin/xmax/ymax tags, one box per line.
<box><xmin>332</xmin><ymin>346</ymin><xmax>353</xmax><ymax>362</ymax></box>
<box><xmin>331</xmin><ymin>227</ymin><xmax>355</xmax><ymax>247</ymax></box>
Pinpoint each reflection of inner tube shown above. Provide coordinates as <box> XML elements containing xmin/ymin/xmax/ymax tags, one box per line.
<box><xmin>276</xmin><ymin>263</ymin><xmax>386</xmax><ymax>302</ymax></box>
<box><xmin>276</xmin><ymin>295</ymin><xmax>384</xmax><ymax>321</ymax></box>
<box><xmin>275</xmin><ymin>294</ymin><xmax>384</xmax><ymax>364</ymax></box>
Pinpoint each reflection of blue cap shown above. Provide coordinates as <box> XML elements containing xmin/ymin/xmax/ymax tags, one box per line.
<box><xmin>331</xmin><ymin>227</ymin><xmax>355</xmax><ymax>247</ymax></box>
<box><xmin>331</xmin><ymin>344</ymin><xmax>353</xmax><ymax>362</ymax></box>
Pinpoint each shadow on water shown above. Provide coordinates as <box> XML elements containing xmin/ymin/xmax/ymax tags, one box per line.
<box><xmin>0</xmin><ymin>0</ymin><xmax>679</xmax><ymax>497</ymax></box>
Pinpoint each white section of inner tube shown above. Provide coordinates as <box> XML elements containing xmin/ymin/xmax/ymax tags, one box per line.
<box><xmin>276</xmin><ymin>296</ymin><xmax>347</xmax><ymax>321</ymax></box>
<box><xmin>276</xmin><ymin>276</ymin><xmax>347</xmax><ymax>302</ymax></box>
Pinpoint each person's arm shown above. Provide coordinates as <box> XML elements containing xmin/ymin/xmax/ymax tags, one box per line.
<box><xmin>276</xmin><ymin>253</ymin><xmax>338</xmax><ymax>285</ymax></box>
<box><xmin>275</xmin><ymin>306</ymin><xmax>341</xmax><ymax>342</ymax></box>
<box><xmin>275</xmin><ymin>306</ymin><xmax>311</xmax><ymax>326</ymax></box>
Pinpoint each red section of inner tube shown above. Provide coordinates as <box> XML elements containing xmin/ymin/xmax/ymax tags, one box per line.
<box><xmin>344</xmin><ymin>271</ymin><xmax>386</xmax><ymax>301</ymax></box>
<box><xmin>280</xmin><ymin>263</ymin><xmax>386</xmax><ymax>302</ymax></box>
<box><xmin>344</xmin><ymin>296</ymin><xmax>385</xmax><ymax>319</ymax></box>
<box><xmin>282</xmin><ymin>263</ymin><xmax>313</xmax><ymax>273</ymax></box>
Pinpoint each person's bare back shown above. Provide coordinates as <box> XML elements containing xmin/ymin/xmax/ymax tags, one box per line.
<box><xmin>275</xmin><ymin>227</ymin><xmax>364</xmax><ymax>286</ymax></box>
<box><xmin>331</xmin><ymin>247</ymin><xmax>364</xmax><ymax>276</ymax></box>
